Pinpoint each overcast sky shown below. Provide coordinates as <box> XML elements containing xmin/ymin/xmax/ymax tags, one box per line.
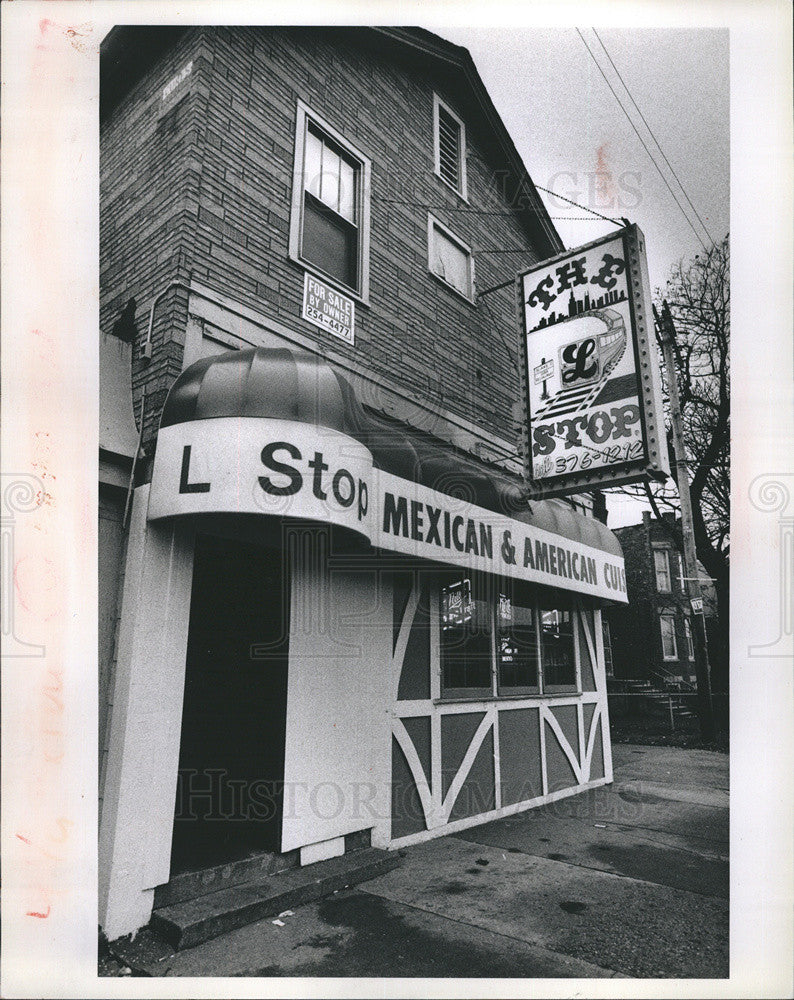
<box><xmin>437</xmin><ymin>27</ymin><xmax>729</xmax><ymax>296</ymax></box>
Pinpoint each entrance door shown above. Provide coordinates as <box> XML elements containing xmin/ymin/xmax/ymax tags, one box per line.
<box><xmin>170</xmin><ymin>532</ymin><xmax>289</xmax><ymax>874</ymax></box>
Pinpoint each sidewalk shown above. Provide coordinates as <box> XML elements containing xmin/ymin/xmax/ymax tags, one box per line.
<box><xmin>107</xmin><ymin>742</ymin><xmax>728</xmax><ymax>979</ymax></box>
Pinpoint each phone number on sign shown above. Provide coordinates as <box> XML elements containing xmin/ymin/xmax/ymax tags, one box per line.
<box><xmin>534</xmin><ymin>439</ymin><xmax>644</xmax><ymax>479</ymax></box>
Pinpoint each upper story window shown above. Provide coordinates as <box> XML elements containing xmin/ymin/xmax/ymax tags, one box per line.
<box><xmin>289</xmin><ymin>102</ymin><xmax>371</xmax><ymax>300</ymax></box>
<box><xmin>428</xmin><ymin>215</ymin><xmax>475</xmax><ymax>302</ymax></box>
<box><xmin>653</xmin><ymin>549</ymin><xmax>672</xmax><ymax>592</ymax></box>
<box><xmin>433</xmin><ymin>94</ymin><xmax>467</xmax><ymax>198</ymax></box>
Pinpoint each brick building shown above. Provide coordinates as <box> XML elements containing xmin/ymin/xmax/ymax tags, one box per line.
<box><xmin>98</xmin><ymin>26</ymin><xmax>628</xmax><ymax>942</ymax></box>
<box><xmin>604</xmin><ymin>511</ymin><xmax>716</xmax><ymax>685</ymax></box>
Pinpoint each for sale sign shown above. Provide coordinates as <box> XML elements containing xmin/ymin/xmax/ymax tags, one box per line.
<box><xmin>518</xmin><ymin>224</ymin><xmax>669</xmax><ymax>497</ymax></box>
<box><xmin>302</xmin><ymin>273</ymin><xmax>355</xmax><ymax>345</ymax></box>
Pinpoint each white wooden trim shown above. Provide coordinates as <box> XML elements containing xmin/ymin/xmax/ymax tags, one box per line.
<box><xmin>392</xmin><ymin>579</ymin><xmax>420</xmax><ymax>701</ymax></box>
<box><xmin>492</xmin><ymin>705</ymin><xmax>502</xmax><ymax>811</ymax></box>
<box><xmin>392</xmin><ymin>717</ymin><xmax>438</xmax><ymax>829</ymax></box>
<box><xmin>582</xmin><ymin>702</ymin><xmax>603</xmax><ymax>782</ymax></box>
<box><xmin>393</xmin><ymin>699</ymin><xmax>434</xmax><ymax>717</ymax></box>
<box><xmin>389</xmin><ymin>776</ymin><xmax>611</xmax><ymax>849</ymax></box>
<box><xmin>594</xmin><ymin>608</ymin><xmax>614</xmax><ymax>782</ymax></box>
<box><xmin>441</xmin><ymin>712</ymin><xmax>494</xmax><ymax>822</ymax></box>
<box><xmin>578</xmin><ymin>601</ymin><xmax>599</xmax><ymax>687</ymax></box>
<box><xmin>577</xmin><ymin>700</ymin><xmax>586</xmax><ymax>775</ymax></box>
<box><xmin>539</xmin><ymin>700</ymin><xmax>548</xmax><ymax>796</ymax></box>
<box><xmin>541</xmin><ymin>703</ymin><xmax>583</xmax><ymax>784</ymax></box>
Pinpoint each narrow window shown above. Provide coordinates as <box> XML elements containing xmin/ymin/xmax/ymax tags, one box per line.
<box><xmin>289</xmin><ymin>103</ymin><xmax>371</xmax><ymax>299</ymax></box>
<box><xmin>428</xmin><ymin>215</ymin><xmax>475</xmax><ymax>301</ymax></box>
<box><xmin>433</xmin><ymin>94</ymin><xmax>467</xmax><ymax>197</ymax></box>
<box><xmin>660</xmin><ymin>615</ymin><xmax>678</xmax><ymax>660</ymax></box>
<box><xmin>540</xmin><ymin>605</ymin><xmax>577</xmax><ymax>692</ymax></box>
<box><xmin>497</xmin><ymin>590</ymin><xmax>540</xmax><ymax>695</ymax></box>
<box><xmin>654</xmin><ymin>549</ymin><xmax>672</xmax><ymax>592</ymax></box>
<box><xmin>439</xmin><ymin>574</ymin><xmax>493</xmax><ymax>698</ymax></box>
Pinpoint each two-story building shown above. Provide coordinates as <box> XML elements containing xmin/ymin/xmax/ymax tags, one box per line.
<box><xmin>605</xmin><ymin>511</ymin><xmax>717</xmax><ymax>687</ymax></box>
<box><xmin>98</xmin><ymin>26</ymin><xmax>628</xmax><ymax>942</ymax></box>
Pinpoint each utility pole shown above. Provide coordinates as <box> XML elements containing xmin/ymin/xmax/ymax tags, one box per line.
<box><xmin>655</xmin><ymin>300</ymin><xmax>716</xmax><ymax>741</ymax></box>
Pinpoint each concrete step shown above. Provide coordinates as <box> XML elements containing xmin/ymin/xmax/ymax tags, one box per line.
<box><xmin>149</xmin><ymin>847</ymin><xmax>403</xmax><ymax>950</ymax></box>
<box><xmin>154</xmin><ymin>849</ymin><xmax>300</xmax><ymax>908</ymax></box>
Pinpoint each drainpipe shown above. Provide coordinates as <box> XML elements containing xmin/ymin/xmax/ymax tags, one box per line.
<box><xmin>122</xmin><ymin>279</ymin><xmax>191</xmax><ymax>526</ymax></box>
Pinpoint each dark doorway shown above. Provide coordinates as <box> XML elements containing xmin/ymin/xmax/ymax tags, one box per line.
<box><xmin>171</xmin><ymin>532</ymin><xmax>289</xmax><ymax>875</ymax></box>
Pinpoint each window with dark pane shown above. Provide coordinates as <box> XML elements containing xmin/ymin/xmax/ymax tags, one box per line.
<box><xmin>302</xmin><ymin>124</ymin><xmax>359</xmax><ymax>290</ymax></box>
<box><xmin>497</xmin><ymin>591</ymin><xmax>539</xmax><ymax>694</ymax></box>
<box><xmin>437</xmin><ymin>104</ymin><xmax>462</xmax><ymax>191</ymax></box>
<box><xmin>439</xmin><ymin>575</ymin><xmax>492</xmax><ymax>695</ymax></box>
<box><xmin>540</xmin><ymin>605</ymin><xmax>576</xmax><ymax>689</ymax></box>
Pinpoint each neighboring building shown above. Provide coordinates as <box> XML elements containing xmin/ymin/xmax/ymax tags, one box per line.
<box><xmin>98</xmin><ymin>26</ymin><xmax>628</xmax><ymax>942</ymax></box>
<box><xmin>605</xmin><ymin>511</ymin><xmax>716</xmax><ymax>686</ymax></box>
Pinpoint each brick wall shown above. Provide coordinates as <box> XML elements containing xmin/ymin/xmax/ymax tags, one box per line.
<box><xmin>100</xmin><ymin>27</ymin><xmax>546</xmax><ymax>455</ymax></box>
<box><xmin>606</xmin><ymin>515</ymin><xmax>697</xmax><ymax>682</ymax></box>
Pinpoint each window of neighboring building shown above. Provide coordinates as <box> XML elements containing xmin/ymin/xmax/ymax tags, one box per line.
<box><xmin>496</xmin><ymin>591</ymin><xmax>540</xmax><ymax>695</ymax></box>
<box><xmin>289</xmin><ymin>102</ymin><xmax>371</xmax><ymax>300</ymax></box>
<box><xmin>660</xmin><ymin>614</ymin><xmax>678</xmax><ymax>660</ymax></box>
<box><xmin>540</xmin><ymin>605</ymin><xmax>577</xmax><ymax>691</ymax></box>
<box><xmin>684</xmin><ymin>617</ymin><xmax>695</xmax><ymax>659</ymax></box>
<box><xmin>654</xmin><ymin>549</ymin><xmax>672</xmax><ymax>592</ymax></box>
<box><xmin>433</xmin><ymin>94</ymin><xmax>467</xmax><ymax>198</ymax></box>
<box><xmin>428</xmin><ymin>215</ymin><xmax>475</xmax><ymax>301</ymax></box>
<box><xmin>439</xmin><ymin>575</ymin><xmax>493</xmax><ymax>697</ymax></box>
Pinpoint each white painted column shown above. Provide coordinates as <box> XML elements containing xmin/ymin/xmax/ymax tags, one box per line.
<box><xmin>98</xmin><ymin>485</ymin><xmax>195</xmax><ymax>940</ymax></box>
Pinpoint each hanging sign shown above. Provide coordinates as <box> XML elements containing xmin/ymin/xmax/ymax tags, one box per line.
<box><xmin>518</xmin><ymin>224</ymin><xmax>669</xmax><ymax>498</ymax></box>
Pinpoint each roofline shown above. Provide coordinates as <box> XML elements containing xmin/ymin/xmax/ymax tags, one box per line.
<box><xmin>100</xmin><ymin>25</ymin><xmax>564</xmax><ymax>257</ymax></box>
<box><xmin>375</xmin><ymin>27</ymin><xmax>563</xmax><ymax>257</ymax></box>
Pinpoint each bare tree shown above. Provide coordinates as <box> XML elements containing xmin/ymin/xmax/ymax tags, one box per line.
<box><xmin>613</xmin><ymin>235</ymin><xmax>730</xmax><ymax>697</ymax></box>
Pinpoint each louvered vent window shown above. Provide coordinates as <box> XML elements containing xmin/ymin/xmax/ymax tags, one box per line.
<box><xmin>438</xmin><ymin>107</ymin><xmax>461</xmax><ymax>188</ymax></box>
<box><xmin>434</xmin><ymin>95</ymin><xmax>467</xmax><ymax>197</ymax></box>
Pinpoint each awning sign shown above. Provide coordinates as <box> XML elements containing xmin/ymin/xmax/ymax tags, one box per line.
<box><xmin>302</xmin><ymin>273</ymin><xmax>355</xmax><ymax>345</ymax></box>
<box><xmin>148</xmin><ymin>416</ymin><xmax>628</xmax><ymax>603</ymax></box>
<box><xmin>518</xmin><ymin>224</ymin><xmax>669</xmax><ymax>497</ymax></box>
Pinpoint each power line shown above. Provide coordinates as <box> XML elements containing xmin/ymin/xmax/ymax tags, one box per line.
<box><xmin>592</xmin><ymin>28</ymin><xmax>715</xmax><ymax>245</ymax></box>
<box><xmin>575</xmin><ymin>28</ymin><xmax>709</xmax><ymax>252</ymax></box>
<box><xmin>533</xmin><ymin>184</ymin><xmax>625</xmax><ymax>226</ymax></box>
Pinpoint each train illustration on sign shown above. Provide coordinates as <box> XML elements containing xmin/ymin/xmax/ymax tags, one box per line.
<box><xmin>532</xmin><ymin>306</ymin><xmax>628</xmax><ymax>420</ymax></box>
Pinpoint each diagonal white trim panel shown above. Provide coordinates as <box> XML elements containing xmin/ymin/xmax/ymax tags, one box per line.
<box><xmin>541</xmin><ymin>703</ymin><xmax>583</xmax><ymax>784</ymax></box>
<box><xmin>392</xmin><ymin>717</ymin><xmax>439</xmax><ymax>830</ymax></box>
<box><xmin>392</xmin><ymin>580</ymin><xmax>420</xmax><ymax>701</ymax></box>
<box><xmin>581</xmin><ymin>702</ymin><xmax>603</xmax><ymax>783</ymax></box>
<box><xmin>576</xmin><ymin>600</ymin><xmax>600</xmax><ymax>691</ymax></box>
<box><xmin>441</xmin><ymin>710</ymin><xmax>494</xmax><ymax>823</ymax></box>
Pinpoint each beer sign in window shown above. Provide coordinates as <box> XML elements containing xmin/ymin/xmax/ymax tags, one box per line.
<box><xmin>518</xmin><ymin>224</ymin><xmax>669</xmax><ymax>497</ymax></box>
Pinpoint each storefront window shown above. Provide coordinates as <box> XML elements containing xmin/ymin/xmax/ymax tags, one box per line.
<box><xmin>540</xmin><ymin>606</ymin><xmax>577</xmax><ymax>690</ymax></box>
<box><xmin>437</xmin><ymin>578</ymin><xmax>580</xmax><ymax>698</ymax></box>
<box><xmin>497</xmin><ymin>592</ymin><xmax>539</xmax><ymax>694</ymax></box>
<box><xmin>439</xmin><ymin>576</ymin><xmax>493</xmax><ymax>697</ymax></box>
